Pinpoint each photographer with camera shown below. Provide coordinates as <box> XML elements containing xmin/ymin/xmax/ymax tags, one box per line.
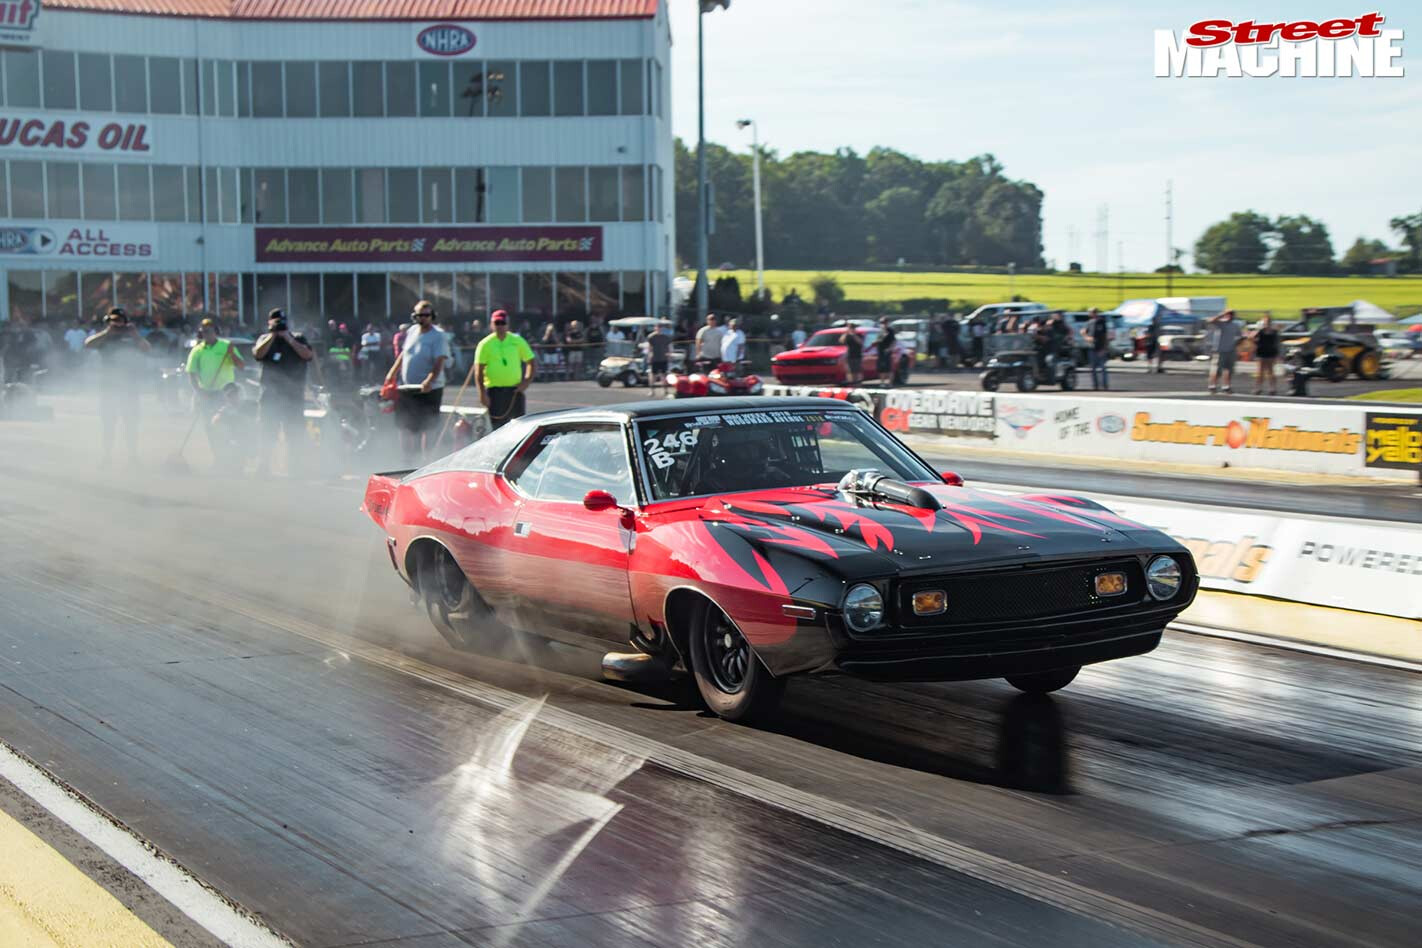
<box><xmin>84</xmin><ymin>306</ymin><xmax>151</xmax><ymax>466</ymax></box>
<box><xmin>252</xmin><ymin>308</ymin><xmax>313</xmax><ymax>476</ymax></box>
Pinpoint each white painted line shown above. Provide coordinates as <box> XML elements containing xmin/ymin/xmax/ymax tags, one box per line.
<box><xmin>216</xmin><ymin>594</ymin><xmax>1254</xmax><ymax>948</ymax></box>
<box><xmin>0</xmin><ymin>741</ymin><xmax>289</xmax><ymax>948</ymax></box>
<box><xmin>1171</xmin><ymin>622</ymin><xmax>1422</xmax><ymax>674</ymax></box>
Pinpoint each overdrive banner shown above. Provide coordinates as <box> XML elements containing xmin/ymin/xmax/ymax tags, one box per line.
<box><xmin>255</xmin><ymin>226</ymin><xmax>602</xmax><ymax>263</ymax></box>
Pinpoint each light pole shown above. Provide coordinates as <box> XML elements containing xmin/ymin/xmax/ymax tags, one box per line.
<box><xmin>736</xmin><ymin>118</ymin><xmax>764</xmax><ymax>301</ymax></box>
<box><xmin>695</xmin><ymin>1</ymin><xmax>731</xmax><ymax>323</ymax></box>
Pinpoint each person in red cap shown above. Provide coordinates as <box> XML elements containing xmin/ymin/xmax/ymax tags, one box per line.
<box><xmin>474</xmin><ymin>310</ymin><xmax>535</xmax><ymax>428</ymax></box>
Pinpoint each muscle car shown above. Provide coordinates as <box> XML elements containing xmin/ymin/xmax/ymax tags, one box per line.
<box><xmin>363</xmin><ymin>397</ymin><xmax>1198</xmax><ymax>723</ymax></box>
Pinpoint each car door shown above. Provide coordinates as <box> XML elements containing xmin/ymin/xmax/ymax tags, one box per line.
<box><xmin>504</xmin><ymin>424</ymin><xmax>638</xmax><ymax>646</ymax></box>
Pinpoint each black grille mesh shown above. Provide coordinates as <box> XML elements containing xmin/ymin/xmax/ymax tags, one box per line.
<box><xmin>901</xmin><ymin>559</ymin><xmax>1144</xmax><ymax>626</ymax></box>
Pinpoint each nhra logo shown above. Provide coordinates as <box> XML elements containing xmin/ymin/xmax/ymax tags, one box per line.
<box><xmin>0</xmin><ymin>0</ymin><xmax>39</xmax><ymax>33</ymax></box>
<box><xmin>1155</xmin><ymin>12</ymin><xmax>1404</xmax><ymax>77</ymax></box>
<box><xmin>0</xmin><ymin>228</ymin><xmax>28</xmax><ymax>251</ymax></box>
<box><xmin>417</xmin><ymin>23</ymin><xmax>476</xmax><ymax>57</ymax></box>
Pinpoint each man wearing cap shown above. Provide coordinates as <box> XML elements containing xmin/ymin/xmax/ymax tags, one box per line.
<box><xmin>84</xmin><ymin>306</ymin><xmax>151</xmax><ymax>466</ymax></box>
<box><xmin>187</xmin><ymin>318</ymin><xmax>246</xmax><ymax>464</ymax></box>
<box><xmin>474</xmin><ymin>310</ymin><xmax>535</xmax><ymax>429</ymax></box>
<box><xmin>252</xmin><ymin>307</ymin><xmax>314</xmax><ymax>476</ymax></box>
<box><xmin>385</xmin><ymin>300</ymin><xmax>452</xmax><ymax>462</ymax></box>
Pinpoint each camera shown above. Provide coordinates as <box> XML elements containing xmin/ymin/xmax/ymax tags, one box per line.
<box><xmin>270</xmin><ymin>316</ymin><xmax>288</xmax><ymax>331</ymax></box>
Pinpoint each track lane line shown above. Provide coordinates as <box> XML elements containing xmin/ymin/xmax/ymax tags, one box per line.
<box><xmin>0</xmin><ymin>742</ymin><xmax>290</xmax><ymax>948</ymax></box>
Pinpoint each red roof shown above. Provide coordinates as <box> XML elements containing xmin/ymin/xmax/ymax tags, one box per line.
<box><xmin>42</xmin><ymin>0</ymin><xmax>657</xmax><ymax>20</ymax></box>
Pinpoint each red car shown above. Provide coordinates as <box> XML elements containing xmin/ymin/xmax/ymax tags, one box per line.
<box><xmin>772</xmin><ymin>327</ymin><xmax>912</xmax><ymax>386</ymax></box>
<box><xmin>363</xmin><ymin>397</ymin><xmax>1197</xmax><ymax>723</ymax></box>
<box><xmin>665</xmin><ymin>361</ymin><xmax>764</xmax><ymax>398</ymax></box>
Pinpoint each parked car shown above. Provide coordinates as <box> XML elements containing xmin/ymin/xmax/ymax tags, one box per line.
<box><xmin>1375</xmin><ymin>330</ymin><xmax>1421</xmax><ymax>358</ymax></box>
<box><xmin>363</xmin><ymin>397</ymin><xmax>1199</xmax><ymax>722</ymax></box>
<box><xmin>771</xmin><ymin>326</ymin><xmax>911</xmax><ymax>386</ymax></box>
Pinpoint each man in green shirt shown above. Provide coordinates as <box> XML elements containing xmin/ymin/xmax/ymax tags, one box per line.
<box><xmin>186</xmin><ymin>318</ymin><xmax>246</xmax><ymax>465</ymax></box>
<box><xmin>474</xmin><ymin>310</ymin><xmax>535</xmax><ymax>429</ymax></box>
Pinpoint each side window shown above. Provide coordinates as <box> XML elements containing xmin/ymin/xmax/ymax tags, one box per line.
<box><xmin>508</xmin><ymin>427</ymin><xmax>635</xmax><ymax>504</ymax></box>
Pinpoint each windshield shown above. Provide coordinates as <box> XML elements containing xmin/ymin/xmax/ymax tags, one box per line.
<box><xmin>634</xmin><ymin>408</ymin><xmax>935</xmax><ymax>501</ymax></box>
<box><xmin>807</xmin><ymin>329</ymin><xmax>860</xmax><ymax>347</ymax></box>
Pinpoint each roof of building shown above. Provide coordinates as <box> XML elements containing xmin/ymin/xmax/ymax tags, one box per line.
<box><xmin>42</xmin><ymin>0</ymin><xmax>658</xmax><ymax>21</ymax></box>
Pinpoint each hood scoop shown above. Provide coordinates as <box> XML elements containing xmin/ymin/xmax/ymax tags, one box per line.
<box><xmin>837</xmin><ymin>469</ymin><xmax>942</xmax><ymax>511</ymax></box>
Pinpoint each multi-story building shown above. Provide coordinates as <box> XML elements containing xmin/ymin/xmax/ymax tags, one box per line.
<box><xmin>0</xmin><ymin>0</ymin><xmax>673</xmax><ymax>329</ymax></box>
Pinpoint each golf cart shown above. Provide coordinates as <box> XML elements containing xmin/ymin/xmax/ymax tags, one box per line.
<box><xmin>979</xmin><ymin>333</ymin><xmax>1078</xmax><ymax>392</ymax></box>
<box><xmin>1281</xmin><ymin>306</ymin><xmax>1387</xmax><ymax>381</ymax></box>
<box><xmin>595</xmin><ymin>317</ymin><xmax>684</xmax><ymax>387</ymax></box>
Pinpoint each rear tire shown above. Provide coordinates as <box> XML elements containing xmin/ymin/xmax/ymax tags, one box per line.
<box><xmin>1355</xmin><ymin>350</ymin><xmax>1382</xmax><ymax>380</ymax></box>
<box><xmin>621</xmin><ymin>371</ymin><xmax>640</xmax><ymax>387</ymax></box>
<box><xmin>1006</xmin><ymin>665</ymin><xmax>1080</xmax><ymax>694</ymax></box>
<box><xmin>415</xmin><ymin>545</ymin><xmax>492</xmax><ymax>651</ymax></box>
<box><xmin>1015</xmin><ymin>369</ymin><xmax>1039</xmax><ymax>392</ymax></box>
<box><xmin>689</xmin><ymin>600</ymin><xmax>785</xmax><ymax>724</ymax></box>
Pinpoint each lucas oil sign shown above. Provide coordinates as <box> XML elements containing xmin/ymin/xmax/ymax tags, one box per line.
<box><xmin>415</xmin><ymin>23</ymin><xmax>476</xmax><ymax>57</ymax></box>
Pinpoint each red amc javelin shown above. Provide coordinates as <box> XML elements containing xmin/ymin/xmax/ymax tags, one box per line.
<box><xmin>771</xmin><ymin>326</ymin><xmax>912</xmax><ymax>386</ymax></box>
<box><xmin>363</xmin><ymin>398</ymin><xmax>1197</xmax><ymax>723</ymax></box>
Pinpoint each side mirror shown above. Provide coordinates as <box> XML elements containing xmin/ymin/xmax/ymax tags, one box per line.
<box><xmin>940</xmin><ymin>471</ymin><xmax>964</xmax><ymax>487</ymax></box>
<box><xmin>583</xmin><ymin>490</ymin><xmax>617</xmax><ymax>512</ymax></box>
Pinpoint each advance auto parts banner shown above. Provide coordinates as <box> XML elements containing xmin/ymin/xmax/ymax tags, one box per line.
<box><xmin>255</xmin><ymin>226</ymin><xmax>601</xmax><ymax>263</ymax></box>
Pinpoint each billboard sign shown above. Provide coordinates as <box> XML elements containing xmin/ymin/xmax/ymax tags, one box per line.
<box><xmin>255</xmin><ymin>226</ymin><xmax>602</xmax><ymax>264</ymax></box>
<box><xmin>0</xmin><ymin>223</ymin><xmax>156</xmax><ymax>259</ymax></box>
<box><xmin>415</xmin><ymin>23</ymin><xmax>476</xmax><ymax>57</ymax></box>
<box><xmin>0</xmin><ymin>0</ymin><xmax>40</xmax><ymax>47</ymax></box>
<box><xmin>0</xmin><ymin>116</ymin><xmax>154</xmax><ymax>156</ymax></box>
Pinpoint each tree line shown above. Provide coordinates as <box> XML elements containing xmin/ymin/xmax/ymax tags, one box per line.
<box><xmin>1187</xmin><ymin>209</ymin><xmax>1420</xmax><ymax>275</ymax></box>
<box><xmin>673</xmin><ymin>140</ymin><xmax>1045</xmax><ymax>276</ymax></box>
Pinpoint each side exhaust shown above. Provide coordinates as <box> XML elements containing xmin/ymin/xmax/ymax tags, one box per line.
<box><xmin>601</xmin><ymin>651</ymin><xmax>674</xmax><ymax>683</ymax></box>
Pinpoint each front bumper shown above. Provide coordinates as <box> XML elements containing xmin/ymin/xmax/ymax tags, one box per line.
<box><xmin>772</xmin><ymin>365</ymin><xmax>846</xmax><ymax>384</ymax></box>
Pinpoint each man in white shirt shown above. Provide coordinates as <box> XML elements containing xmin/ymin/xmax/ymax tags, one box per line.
<box><xmin>358</xmin><ymin>324</ymin><xmax>382</xmax><ymax>383</ymax></box>
<box><xmin>722</xmin><ymin>317</ymin><xmax>746</xmax><ymax>367</ymax></box>
<box><xmin>695</xmin><ymin>313</ymin><xmax>725</xmax><ymax>365</ymax></box>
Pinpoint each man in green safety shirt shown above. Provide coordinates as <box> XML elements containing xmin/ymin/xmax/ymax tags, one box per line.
<box><xmin>187</xmin><ymin>318</ymin><xmax>245</xmax><ymax>461</ymax></box>
<box><xmin>474</xmin><ymin>310</ymin><xmax>535</xmax><ymax>429</ymax></box>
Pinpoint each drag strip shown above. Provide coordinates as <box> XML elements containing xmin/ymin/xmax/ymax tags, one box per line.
<box><xmin>2</xmin><ymin>416</ymin><xmax>1420</xmax><ymax>946</ymax></box>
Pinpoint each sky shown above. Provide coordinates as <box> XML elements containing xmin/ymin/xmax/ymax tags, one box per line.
<box><xmin>666</xmin><ymin>1</ymin><xmax>1419</xmax><ymax>272</ymax></box>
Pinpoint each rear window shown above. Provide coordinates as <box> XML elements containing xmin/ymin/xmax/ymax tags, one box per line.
<box><xmin>405</xmin><ymin>416</ymin><xmax>537</xmax><ymax>479</ymax></box>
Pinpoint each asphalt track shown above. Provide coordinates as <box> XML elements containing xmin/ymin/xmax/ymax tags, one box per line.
<box><xmin>1</xmin><ymin>398</ymin><xmax>1420</xmax><ymax>947</ymax></box>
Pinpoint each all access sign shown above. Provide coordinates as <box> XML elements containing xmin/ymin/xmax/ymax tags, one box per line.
<box><xmin>0</xmin><ymin>0</ymin><xmax>41</xmax><ymax>47</ymax></box>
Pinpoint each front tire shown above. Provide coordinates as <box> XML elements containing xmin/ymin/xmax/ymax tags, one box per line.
<box><xmin>980</xmin><ymin>369</ymin><xmax>1000</xmax><ymax>391</ymax></box>
<box><xmin>621</xmin><ymin>370</ymin><xmax>641</xmax><ymax>387</ymax></box>
<box><xmin>596</xmin><ymin>374</ymin><xmax>613</xmax><ymax>388</ymax></box>
<box><xmin>1006</xmin><ymin>665</ymin><xmax>1080</xmax><ymax>694</ymax></box>
<box><xmin>1015</xmin><ymin>368</ymin><xmax>1039</xmax><ymax>392</ymax></box>
<box><xmin>689</xmin><ymin>600</ymin><xmax>785</xmax><ymax>723</ymax></box>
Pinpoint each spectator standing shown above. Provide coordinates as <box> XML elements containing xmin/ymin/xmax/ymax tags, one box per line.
<box><xmin>357</xmin><ymin>323</ymin><xmax>383</xmax><ymax>384</ymax></box>
<box><xmin>1083</xmin><ymin>307</ymin><xmax>1111</xmax><ymax>391</ymax></box>
<box><xmin>970</xmin><ymin>318</ymin><xmax>987</xmax><ymax>365</ymax></box>
<box><xmin>722</xmin><ymin>317</ymin><xmax>746</xmax><ymax>367</ymax></box>
<box><xmin>385</xmin><ymin>300</ymin><xmax>450</xmax><ymax>463</ymax></box>
<box><xmin>604</xmin><ymin>321</ymin><xmax>626</xmax><ymax>344</ymax></box>
<box><xmin>1250</xmin><ymin>312</ymin><xmax>1280</xmax><ymax>396</ymax></box>
<box><xmin>1145</xmin><ymin>312</ymin><xmax>1165</xmax><ymax>374</ymax></box>
<box><xmin>84</xmin><ymin>306</ymin><xmax>150</xmax><ymax>466</ymax></box>
<box><xmin>875</xmin><ymin>317</ymin><xmax>897</xmax><ymax>382</ymax></box>
<box><xmin>64</xmin><ymin>322</ymin><xmax>87</xmax><ymax>369</ymax></box>
<box><xmin>186</xmin><ymin>318</ymin><xmax>245</xmax><ymax>460</ymax></box>
<box><xmin>565</xmin><ymin>320</ymin><xmax>586</xmax><ymax>380</ymax></box>
<box><xmin>252</xmin><ymin>308</ymin><xmax>314</xmax><ymax>476</ymax></box>
<box><xmin>1206</xmin><ymin>310</ymin><xmax>1243</xmax><ymax>395</ymax></box>
<box><xmin>475</xmin><ymin>310</ymin><xmax>535</xmax><ymax>429</ymax></box>
<box><xmin>695</xmin><ymin>313</ymin><xmax>725</xmax><ymax>364</ymax></box>
<box><xmin>791</xmin><ymin>323</ymin><xmax>807</xmax><ymax>349</ymax></box>
<box><xmin>647</xmin><ymin>323</ymin><xmax>671</xmax><ymax>392</ymax></box>
<box><xmin>941</xmin><ymin>315</ymin><xmax>961</xmax><ymax>370</ymax></box>
<box><xmin>842</xmin><ymin>325</ymin><xmax>864</xmax><ymax>384</ymax></box>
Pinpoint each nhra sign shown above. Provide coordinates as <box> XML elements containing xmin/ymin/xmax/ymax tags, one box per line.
<box><xmin>415</xmin><ymin>23</ymin><xmax>476</xmax><ymax>56</ymax></box>
<box><xmin>0</xmin><ymin>223</ymin><xmax>156</xmax><ymax>260</ymax></box>
<box><xmin>1364</xmin><ymin>413</ymin><xmax>1422</xmax><ymax>471</ymax></box>
<box><xmin>0</xmin><ymin>0</ymin><xmax>40</xmax><ymax>47</ymax></box>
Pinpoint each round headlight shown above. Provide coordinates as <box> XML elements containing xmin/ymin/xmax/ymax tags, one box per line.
<box><xmin>843</xmin><ymin>583</ymin><xmax>885</xmax><ymax>632</ymax></box>
<box><xmin>1146</xmin><ymin>556</ymin><xmax>1183</xmax><ymax>600</ymax></box>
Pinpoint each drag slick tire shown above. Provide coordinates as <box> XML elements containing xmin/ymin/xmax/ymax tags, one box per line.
<box><xmin>689</xmin><ymin>599</ymin><xmax>785</xmax><ymax>723</ymax></box>
<box><xmin>1005</xmin><ymin>665</ymin><xmax>1080</xmax><ymax>695</ymax></box>
<box><xmin>414</xmin><ymin>543</ymin><xmax>494</xmax><ymax>651</ymax></box>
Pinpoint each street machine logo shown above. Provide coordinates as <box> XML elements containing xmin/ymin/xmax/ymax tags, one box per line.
<box><xmin>1155</xmin><ymin>12</ymin><xmax>1404</xmax><ymax>77</ymax></box>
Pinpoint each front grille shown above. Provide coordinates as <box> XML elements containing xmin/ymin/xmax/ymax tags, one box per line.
<box><xmin>899</xmin><ymin>558</ymin><xmax>1145</xmax><ymax>628</ymax></box>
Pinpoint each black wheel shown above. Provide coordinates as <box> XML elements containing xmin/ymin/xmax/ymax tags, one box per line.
<box><xmin>1060</xmin><ymin>368</ymin><xmax>1077</xmax><ymax>391</ymax></box>
<box><xmin>893</xmin><ymin>358</ymin><xmax>911</xmax><ymax>387</ymax></box>
<box><xmin>1015</xmin><ymin>369</ymin><xmax>1039</xmax><ymax>392</ymax></box>
<box><xmin>1006</xmin><ymin>665</ymin><xmax>1080</xmax><ymax>695</ymax></box>
<box><xmin>596</xmin><ymin>374</ymin><xmax>613</xmax><ymax>388</ymax></box>
<box><xmin>415</xmin><ymin>544</ymin><xmax>493</xmax><ymax>651</ymax></box>
<box><xmin>980</xmin><ymin>370</ymin><xmax>1000</xmax><ymax>392</ymax></box>
<box><xmin>1325</xmin><ymin>358</ymin><xmax>1347</xmax><ymax>383</ymax></box>
<box><xmin>621</xmin><ymin>371</ymin><xmax>640</xmax><ymax>387</ymax></box>
<box><xmin>689</xmin><ymin>600</ymin><xmax>785</xmax><ymax>723</ymax></box>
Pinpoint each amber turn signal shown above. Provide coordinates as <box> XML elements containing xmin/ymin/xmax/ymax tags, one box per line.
<box><xmin>1094</xmin><ymin>572</ymin><xmax>1127</xmax><ymax>597</ymax></box>
<box><xmin>912</xmin><ymin>590</ymin><xmax>947</xmax><ymax>615</ymax></box>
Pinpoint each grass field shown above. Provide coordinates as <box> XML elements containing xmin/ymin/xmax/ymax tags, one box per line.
<box><xmin>695</xmin><ymin>269</ymin><xmax>1422</xmax><ymax>318</ymax></box>
<box><xmin>1349</xmin><ymin>388</ymin><xmax>1422</xmax><ymax>403</ymax></box>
